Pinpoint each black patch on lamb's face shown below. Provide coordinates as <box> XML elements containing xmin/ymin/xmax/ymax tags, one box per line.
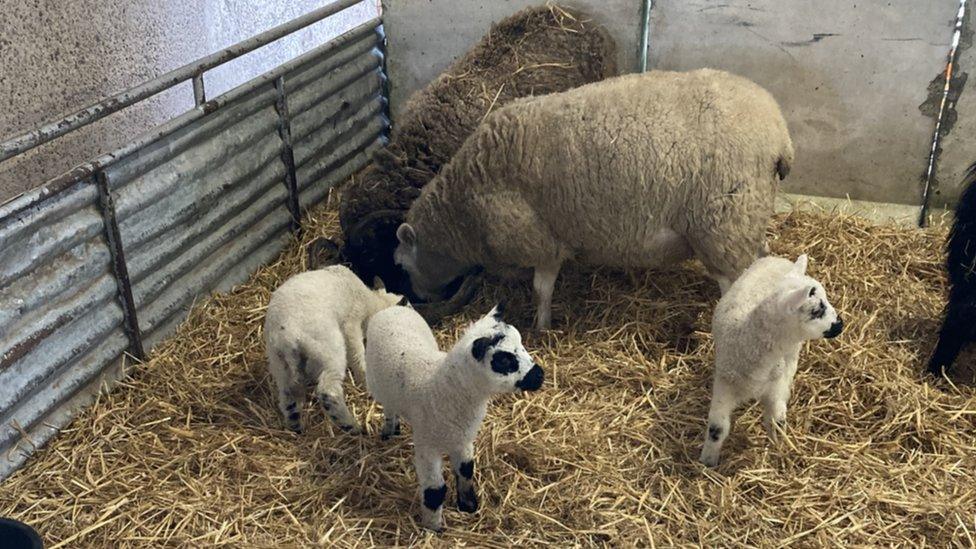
<box><xmin>515</xmin><ymin>364</ymin><xmax>544</xmax><ymax>391</ymax></box>
<box><xmin>824</xmin><ymin>318</ymin><xmax>844</xmax><ymax>338</ymax></box>
<box><xmin>490</xmin><ymin>351</ymin><xmax>519</xmax><ymax>375</ymax></box>
<box><xmin>288</xmin><ymin>412</ymin><xmax>300</xmax><ymax>422</ymax></box>
<box><xmin>423</xmin><ymin>485</ymin><xmax>447</xmax><ymax>510</ymax></box>
<box><xmin>472</xmin><ymin>333</ymin><xmax>505</xmax><ymax>361</ymax></box>
<box><xmin>286</xmin><ymin>403</ymin><xmax>297</xmax><ymax>412</ymax></box>
<box><xmin>810</xmin><ymin>300</ymin><xmax>826</xmax><ymax>320</ymax></box>
<box><xmin>708</xmin><ymin>424</ymin><xmax>723</xmax><ymax>442</ymax></box>
<box><xmin>459</xmin><ymin>460</ymin><xmax>474</xmax><ymax>480</ymax></box>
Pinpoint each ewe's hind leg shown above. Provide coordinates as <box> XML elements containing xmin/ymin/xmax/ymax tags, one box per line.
<box><xmin>381</xmin><ymin>412</ymin><xmax>400</xmax><ymax>440</ymax></box>
<box><xmin>533</xmin><ymin>261</ymin><xmax>562</xmax><ymax>330</ymax></box>
<box><xmin>450</xmin><ymin>442</ymin><xmax>477</xmax><ymax>513</ymax></box>
<box><xmin>414</xmin><ymin>448</ymin><xmax>447</xmax><ymax>532</ymax></box>
<box><xmin>306</xmin><ymin>344</ymin><xmax>362</xmax><ymax>434</ymax></box>
<box><xmin>699</xmin><ymin>379</ymin><xmax>738</xmax><ymax>467</ymax></box>
<box><xmin>268</xmin><ymin>351</ymin><xmax>306</xmax><ymax>433</ymax></box>
<box><xmin>688</xmin><ymin>196</ymin><xmax>769</xmax><ymax>293</ymax></box>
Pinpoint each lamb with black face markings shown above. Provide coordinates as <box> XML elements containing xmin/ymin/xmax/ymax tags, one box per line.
<box><xmin>364</xmin><ymin>302</ymin><xmax>542</xmax><ymax>532</ymax></box>
<box><xmin>699</xmin><ymin>254</ymin><xmax>843</xmax><ymax>468</ymax></box>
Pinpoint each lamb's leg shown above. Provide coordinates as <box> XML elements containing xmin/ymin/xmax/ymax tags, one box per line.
<box><xmin>307</xmin><ymin>344</ymin><xmax>362</xmax><ymax>434</ymax></box>
<box><xmin>381</xmin><ymin>412</ymin><xmax>400</xmax><ymax>440</ymax></box>
<box><xmin>699</xmin><ymin>378</ymin><xmax>738</xmax><ymax>467</ymax></box>
<box><xmin>762</xmin><ymin>349</ymin><xmax>799</xmax><ymax>441</ymax></box>
<box><xmin>533</xmin><ymin>261</ymin><xmax>562</xmax><ymax>330</ymax></box>
<box><xmin>342</xmin><ymin>323</ymin><xmax>367</xmax><ymax>386</ymax></box>
<box><xmin>268</xmin><ymin>350</ymin><xmax>306</xmax><ymax>434</ymax></box>
<box><xmin>450</xmin><ymin>442</ymin><xmax>477</xmax><ymax>513</ymax></box>
<box><xmin>414</xmin><ymin>448</ymin><xmax>447</xmax><ymax>532</ymax></box>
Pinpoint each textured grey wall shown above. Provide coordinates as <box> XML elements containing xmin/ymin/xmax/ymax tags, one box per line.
<box><xmin>0</xmin><ymin>0</ymin><xmax>377</xmax><ymax>203</ymax></box>
<box><xmin>382</xmin><ymin>0</ymin><xmax>958</xmax><ymax>206</ymax></box>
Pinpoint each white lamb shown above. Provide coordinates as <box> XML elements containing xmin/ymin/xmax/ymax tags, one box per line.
<box><xmin>365</xmin><ymin>303</ymin><xmax>544</xmax><ymax>532</ymax></box>
<box><xmin>699</xmin><ymin>254</ymin><xmax>844</xmax><ymax>467</ymax></box>
<box><xmin>264</xmin><ymin>265</ymin><xmax>401</xmax><ymax>434</ymax></box>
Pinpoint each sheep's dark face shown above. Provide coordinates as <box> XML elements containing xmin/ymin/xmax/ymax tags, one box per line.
<box><xmin>394</xmin><ymin>222</ymin><xmax>468</xmax><ymax>301</ymax></box>
<box><xmin>468</xmin><ymin>304</ymin><xmax>544</xmax><ymax>394</ymax></box>
<box><xmin>778</xmin><ymin>255</ymin><xmax>844</xmax><ymax>341</ymax></box>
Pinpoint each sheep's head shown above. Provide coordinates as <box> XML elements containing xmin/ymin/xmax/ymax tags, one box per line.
<box><xmin>777</xmin><ymin>254</ymin><xmax>844</xmax><ymax>341</ymax></box>
<box><xmin>462</xmin><ymin>303</ymin><xmax>544</xmax><ymax>394</ymax></box>
<box><xmin>394</xmin><ymin>222</ymin><xmax>468</xmax><ymax>301</ymax></box>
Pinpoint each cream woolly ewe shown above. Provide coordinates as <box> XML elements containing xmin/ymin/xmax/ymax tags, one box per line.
<box><xmin>365</xmin><ymin>303</ymin><xmax>543</xmax><ymax>532</ymax></box>
<box><xmin>394</xmin><ymin>68</ymin><xmax>794</xmax><ymax>329</ymax></box>
<box><xmin>264</xmin><ymin>265</ymin><xmax>401</xmax><ymax>434</ymax></box>
<box><xmin>699</xmin><ymin>254</ymin><xmax>843</xmax><ymax>467</ymax></box>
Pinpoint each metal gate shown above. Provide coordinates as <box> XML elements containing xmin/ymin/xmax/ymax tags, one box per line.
<box><xmin>0</xmin><ymin>1</ymin><xmax>389</xmax><ymax>480</ymax></box>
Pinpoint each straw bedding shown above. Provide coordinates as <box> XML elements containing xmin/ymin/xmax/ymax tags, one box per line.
<box><xmin>2</xmin><ymin>190</ymin><xmax>975</xmax><ymax>547</ymax></box>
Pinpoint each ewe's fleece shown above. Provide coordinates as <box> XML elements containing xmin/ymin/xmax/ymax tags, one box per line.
<box><xmin>403</xmin><ymin>69</ymin><xmax>793</xmax><ymax>311</ymax></box>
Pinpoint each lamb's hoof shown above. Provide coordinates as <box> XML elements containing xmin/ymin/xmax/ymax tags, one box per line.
<box><xmin>457</xmin><ymin>493</ymin><xmax>479</xmax><ymax>514</ymax></box>
<box><xmin>699</xmin><ymin>451</ymin><xmax>720</xmax><ymax>468</ymax></box>
<box><xmin>339</xmin><ymin>424</ymin><xmax>363</xmax><ymax>435</ymax></box>
<box><xmin>421</xmin><ymin>520</ymin><xmax>445</xmax><ymax>533</ymax></box>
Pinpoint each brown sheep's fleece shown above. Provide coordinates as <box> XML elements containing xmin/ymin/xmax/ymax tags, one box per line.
<box><xmin>331</xmin><ymin>4</ymin><xmax>618</xmax><ymax>304</ymax></box>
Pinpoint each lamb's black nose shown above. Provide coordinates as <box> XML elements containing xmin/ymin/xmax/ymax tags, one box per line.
<box><xmin>824</xmin><ymin>317</ymin><xmax>844</xmax><ymax>339</ymax></box>
<box><xmin>515</xmin><ymin>364</ymin><xmax>544</xmax><ymax>391</ymax></box>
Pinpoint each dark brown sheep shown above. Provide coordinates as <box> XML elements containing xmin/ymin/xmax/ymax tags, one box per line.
<box><xmin>320</xmin><ymin>4</ymin><xmax>617</xmax><ymax>308</ymax></box>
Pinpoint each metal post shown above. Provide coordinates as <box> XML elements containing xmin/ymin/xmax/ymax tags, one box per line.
<box><xmin>638</xmin><ymin>0</ymin><xmax>653</xmax><ymax>72</ymax></box>
<box><xmin>274</xmin><ymin>76</ymin><xmax>301</xmax><ymax>233</ymax></box>
<box><xmin>93</xmin><ymin>171</ymin><xmax>146</xmax><ymax>361</ymax></box>
<box><xmin>919</xmin><ymin>0</ymin><xmax>967</xmax><ymax>227</ymax></box>
<box><xmin>377</xmin><ymin>25</ymin><xmax>393</xmax><ymax>137</ymax></box>
<box><xmin>192</xmin><ymin>73</ymin><xmax>207</xmax><ymax>106</ymax></box>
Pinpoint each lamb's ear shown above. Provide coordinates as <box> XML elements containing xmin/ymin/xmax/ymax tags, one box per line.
<box><xmin>489</xmin><ymin>300</ymin><xmax>507</xmax><ymax>321</ymax></box>
<box><xmin>793</xmin><ymin>254</ymin><xmax>808</xmax><ymax>275</ymax></box>
<box><xmin>783</xmin><ymin>286</ymin><xmax>812</xmax><ymax>311</ymax></box>
<box><xmin>396</xmin><ymin>223</ymin><xmax>416</xmax><ymax>247</ymax></box>
<box><xmin>472</xmin><ymin>337</ymin><xmax>493</xmax><ymax>361</ymax></box>
<box><xmin>372</xmin><ymin>276</ymin><xmax>386</xmax><ymax>290</ymax></box>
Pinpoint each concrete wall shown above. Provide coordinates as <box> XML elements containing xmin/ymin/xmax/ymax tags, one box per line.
<box><xmin>0</xmin><ymin>0</ymin><xmax>377</xmax><ymax>203</ymax></box>
<box><xmin>382</xmin><ymin>0</ymin><xmax>959</xmax><ymax>207</ymax></box>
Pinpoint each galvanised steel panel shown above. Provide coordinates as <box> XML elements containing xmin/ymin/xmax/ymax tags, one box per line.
<box><xmin>0</xmin><ymin>178</ymin><xmax>129</xmax><ymax>479</ymax></box>
<box><xmin>297</xmin><ymin>111</ymin><xmax>388</xmax><ymax>203</ymax></box>
<box><xmin>0</xmin><ymin>19</ymin><xmax>390</xmax><ymax>481</ymax></box>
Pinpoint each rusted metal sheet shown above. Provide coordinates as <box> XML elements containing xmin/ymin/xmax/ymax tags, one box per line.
<box><xmin>0</xmin><ymin>18</ymin><xmax>389</xmax><ymax>480</ymax></box>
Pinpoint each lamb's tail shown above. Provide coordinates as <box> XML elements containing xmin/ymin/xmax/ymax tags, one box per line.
<box><xmin>775</xmin><ymin>155</ymin><xmax>792</xmax><ymax>181</ymax></box>
<box><xmin>775</xmin><ymin>137</ymin><xmax>795</xmax><ymax>181</ymax></box>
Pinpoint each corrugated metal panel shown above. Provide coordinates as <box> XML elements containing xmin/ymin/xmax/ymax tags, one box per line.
<box><xmin>0</xmin><ymin>178</ymin><xmax>129</xmax><ymax>479</ymax></box>
<box><xmin>0</xmin><ymin>19</ymin><xmax>389</xmax><ymax>480</ymax></box>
